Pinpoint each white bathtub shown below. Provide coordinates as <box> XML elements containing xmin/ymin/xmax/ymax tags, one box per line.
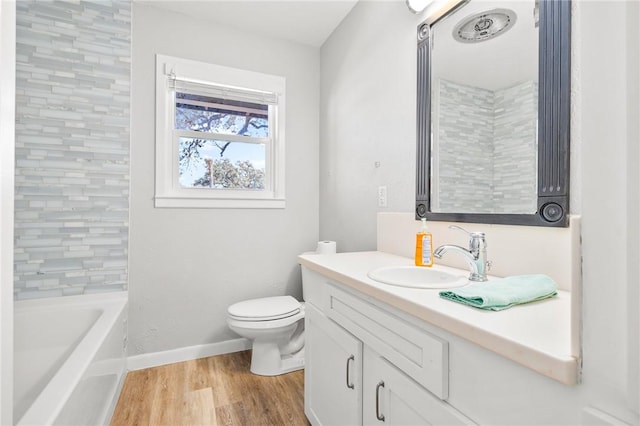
<box><xmin>14</xmin><ymin>291</ymin><xmax>127</xmax><ymax>426</ymax></box>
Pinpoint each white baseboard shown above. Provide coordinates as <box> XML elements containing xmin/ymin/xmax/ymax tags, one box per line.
<box><xmin>582</xmin><ymin>407</ymin><xmax>630</xmax><ymax>425</ymax></box>
<box><xmin>126</xmin><ymin>338</ymin><xmax>251</xmax><ymax>371</ymax></box>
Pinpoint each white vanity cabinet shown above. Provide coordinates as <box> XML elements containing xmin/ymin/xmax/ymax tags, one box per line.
<box><xmin>305</xmin><ymin>302</ymin><xmax>362</xmax><ymax>426</ymax></box>
<box><xmin>300</xmin><ymin>250</ymin><xmax>586</xmax><ymax>425</ymax></box>
<box><xmin>303</xmin><ymin>267</ymin><xmax>474</xmax><ymax>426</ymax></box>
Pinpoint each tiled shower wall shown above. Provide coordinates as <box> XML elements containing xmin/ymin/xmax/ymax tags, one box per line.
<box><xmin>14</xmin><ymin>1</ymin><xmax>131</xmax><ymax>300</ymax></box>
<box><xmin>435</xmin><ymin>79</ymin><xmax>494</xmax><ymax>213</ymax></box>
<box><xmin>493</xmin><ymin>81</ymin><xmax>538</xmax><ymax>214</ymax></box>
<box><xmin>435</xmin><ymin>79</ymin><xmax>537</xmax><ymax>214</ymax></box>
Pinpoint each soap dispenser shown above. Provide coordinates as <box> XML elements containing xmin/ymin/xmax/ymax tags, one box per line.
<box><xmin>415</xmin><ymin>218</ymin><xmax>433</xmax><ymax>267</ymax></box>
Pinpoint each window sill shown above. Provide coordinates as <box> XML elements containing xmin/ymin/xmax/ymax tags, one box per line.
<box><xmin>154</xmin><ymin>195</ymin><xmax>286</xmax><ymax>209</ymax></box>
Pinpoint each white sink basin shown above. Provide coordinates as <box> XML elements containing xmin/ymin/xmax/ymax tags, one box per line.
<box><xmin>367</xmin><ymin>266</ymin><xmax>469</xmax><ymax>289</ymax></box>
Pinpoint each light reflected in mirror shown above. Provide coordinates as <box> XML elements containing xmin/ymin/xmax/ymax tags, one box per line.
<box><xmin>430</xmin><ymin>0</ymin><xmax>539</xmax><ymax>214</ymax></box>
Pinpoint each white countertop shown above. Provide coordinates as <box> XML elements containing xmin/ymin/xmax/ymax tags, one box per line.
<box><xmin>298</xmin><ymin>251</ymin><xmax>579</xmax><ymax>385</ymax></box>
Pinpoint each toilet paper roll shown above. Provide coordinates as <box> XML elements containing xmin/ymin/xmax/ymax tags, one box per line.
<box><xmin>316</xmin><ymin>241</ymin><xmax>337</xmax><ymax>255</ymax></box>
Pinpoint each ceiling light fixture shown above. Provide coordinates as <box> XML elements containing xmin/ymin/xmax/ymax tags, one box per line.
<box><xmin>406</xmin><ymin>0</ymin><xmax>433</xmax><ymax>14</ymax></box>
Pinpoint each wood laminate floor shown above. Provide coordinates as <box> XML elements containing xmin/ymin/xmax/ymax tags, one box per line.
<box><xmin>110</xmin><ymin>350</ymin><xmax>309</xmax><ymax>426</ymax></box>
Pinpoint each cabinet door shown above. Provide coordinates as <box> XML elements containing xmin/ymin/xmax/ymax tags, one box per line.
<box><xmin>363</xmin><ymin>350</ymin><xmax>474</xmax><ymax>426</ymax></box>
<box><xmin>305</xmin><ymin>303</ymin><xmax>363</xmax><ymax>426</ymax></box>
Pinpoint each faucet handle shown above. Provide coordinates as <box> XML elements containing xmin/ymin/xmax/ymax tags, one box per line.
<box><xmin>449</xmin><ymin>225</ymin><xmax>487</xmax><ymax>253</ymax></box>
<box><xmin>448</xmin><ymin>225</ymin><xmax>485</xmax><ymax>237</ymax></box>
<box><xmin>448</xmin><ymin>225</ymin><xmax>470</xmax><ymax>235</ymax></box>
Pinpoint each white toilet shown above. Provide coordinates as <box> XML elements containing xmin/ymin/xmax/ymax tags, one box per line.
<box><xmin>227</xmin><ymin>295</ymin><xmax>305</xmax><ymax>376</ymax></box>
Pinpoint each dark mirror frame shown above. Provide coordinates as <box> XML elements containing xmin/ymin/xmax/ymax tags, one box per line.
<box><xmin>415</xmin><ymin>0</ymin><xmax>571</xmax><ymax>227</ymax></box>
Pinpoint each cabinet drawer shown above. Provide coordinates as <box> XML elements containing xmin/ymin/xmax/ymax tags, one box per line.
<box><xmin>325</xmin><ymin>284</ymin><xmax>449</xmax><ymax>399</ymax></box>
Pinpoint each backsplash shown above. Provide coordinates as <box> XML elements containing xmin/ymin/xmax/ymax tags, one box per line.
<box><xmin>376</xmin><ymin>212</ymin><xmax>581</xmax><ymax>293</ymax></box>
<box><xmin>14</xmin><ymin>1</ymin><xmax>131</xmax><ymax>299</ymax></box>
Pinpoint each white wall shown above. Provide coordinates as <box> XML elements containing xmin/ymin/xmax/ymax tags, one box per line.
<box><xmin>321</xmin><ymin>0</ymin><xmax>639</xmax><ymax>423</ymax></box>
<box><xmin>129</xmin><ymin>3</ymin><xmax>320</xmax><ymax>355</ymax></box>
<box><xmin>577</xmin><ymin>1</ymin><xmax>639</xmax><ymax>422</ymax></box>
<box><xmin>0</xmin><ymin>1</ymin><xmax>15</xmax><ymax>423</ymax></box>
<box><xmin>625</xmin><ymin>1</ymin><xmax>640</xmax><ymax>414</ymax></box>
<box><xmin>0</xmin><ymin>1</ymin><xmax>16</xmax><ymax>425</ymax></box>
<box><xmin>320</xmin><ymin>0</ymin><xmax>420</xmax><ymax>252</ymax></box>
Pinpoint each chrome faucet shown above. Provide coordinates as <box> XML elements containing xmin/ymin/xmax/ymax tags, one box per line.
<box><xmin>434</xmin><ymin>225</ymin><xmax>491</xmax><ymax>282</ymax></box>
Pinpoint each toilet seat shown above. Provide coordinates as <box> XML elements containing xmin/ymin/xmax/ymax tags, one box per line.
<box><xmin>228</xmin><ymin>295</ymin><xmax>301</xmax><ymax>322</ymax></box>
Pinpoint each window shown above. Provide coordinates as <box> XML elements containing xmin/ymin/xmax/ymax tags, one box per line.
<box><xmin>155</xmin><ymin>55</ymin><xmax>286</xmax><ymax>208</ymax></box>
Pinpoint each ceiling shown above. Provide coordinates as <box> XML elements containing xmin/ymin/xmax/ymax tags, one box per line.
<box><xmin>137</xmin><ymin>0</ymin><xmax>360</xmax><ymax>47</ymax></box>
<box><xmin>431</xmin><ymin>0</ymin><xmax>538</xmax><ymax>90</ymax></box>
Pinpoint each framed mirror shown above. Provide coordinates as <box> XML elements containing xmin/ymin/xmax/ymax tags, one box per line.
<box><xmin>415</xmin><ymin>0</ymin><xmax>571</xmax><ymax>227</ymax></box>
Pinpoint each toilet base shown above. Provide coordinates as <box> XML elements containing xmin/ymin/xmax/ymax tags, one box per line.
<box><xmin>250</xmin><ymin>342</ymin><xmax>305</xmax><ymax>376</ymax></box>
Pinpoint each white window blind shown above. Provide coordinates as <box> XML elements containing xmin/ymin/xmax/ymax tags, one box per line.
<box><xmin>170</xmin><ymin>76</ymin><xmax>279</xmax><ymax>106</ymax></box>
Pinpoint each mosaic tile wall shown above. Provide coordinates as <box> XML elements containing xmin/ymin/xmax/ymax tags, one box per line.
<box><xmin>435</xmin><ymin>79</ymin><xmax>495</xmax><ymax>213</ymax></box>
<box><xmin>493</xmin><ymin>81</ymin><xmax>538</xmax><ymax>214</ymax></box>
<box><xmin>434</xmin><ymin>79</ymin><xmax>537</xmax><ymax>214</ymax></box>
<box><xmin>14</xmin><ymin>0</ymin><xmax>131</xmax><ymax>299</ymax></box>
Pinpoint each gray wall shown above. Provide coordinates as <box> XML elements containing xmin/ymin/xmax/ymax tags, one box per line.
<box><xmin>319</xmin><ymin>1</ymin><xmax>418</xmax><ymax>252</ymax></box>
<box><xmin>14</xmin><ymin>0</ymin><xmax>130</xmax><ymax>299</ymax></box>
<box><xmin>129</xmin><ymin>3</ymin><xmax>319</xmax><ymax>355</ymax></box>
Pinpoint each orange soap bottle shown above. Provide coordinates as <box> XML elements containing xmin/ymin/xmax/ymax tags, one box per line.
<box><xmin>415</xmin><ymin>218</ymin><xmax>433</xmax><ymax>267</ymax></box>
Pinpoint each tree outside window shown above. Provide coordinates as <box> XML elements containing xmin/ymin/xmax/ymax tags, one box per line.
<box><xmin>175</xmin><ymin>93</ymin><xmax>269</xmax><ymax>190</ymax></box>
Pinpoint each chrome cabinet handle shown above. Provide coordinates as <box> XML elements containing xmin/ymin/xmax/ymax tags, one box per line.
<box><xmin>375</xmin><ymin>381</ymin><xmax>385</xmax><ymax>422</ymax></box>
<box><xmin>346</xmin><ymin>355</ymin><xmax>355</xmax><ymax>389</ymax></box>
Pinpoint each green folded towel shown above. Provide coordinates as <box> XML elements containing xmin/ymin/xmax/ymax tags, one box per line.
<box><xmin>439</xmin><ymin>274</ymin><xmax>558</xmax><ymax>311</ymax></box>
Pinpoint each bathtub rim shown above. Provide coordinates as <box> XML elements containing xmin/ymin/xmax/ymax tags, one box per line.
<box><xmin>14</xmin><ymin>291</ymin><xmax>127</xmax><ymax>426</ymax></box>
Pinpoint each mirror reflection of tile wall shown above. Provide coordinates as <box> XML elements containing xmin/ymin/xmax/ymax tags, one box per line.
<box><xmin>434</xmin><ymin>79</ymin><xmax>537</xmax><ymax>214</ymax></box>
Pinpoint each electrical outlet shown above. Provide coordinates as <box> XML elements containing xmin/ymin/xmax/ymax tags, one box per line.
<box><xmin>378</xmin><ymin>186</ymin><xmax>387</xmax><ymax>207</ymax></box>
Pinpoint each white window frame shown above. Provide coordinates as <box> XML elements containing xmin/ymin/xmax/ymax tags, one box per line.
<box><xmin>155</xmin><ymin>54</ymin><xmax>286</xmax><ymax>208</ymax></box>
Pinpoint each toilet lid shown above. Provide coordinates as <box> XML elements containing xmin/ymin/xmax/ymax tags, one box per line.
<box><xmin>228</xmin><ymin>296</ymin><xmax>301</xmax><ymax>321</ymax></box>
